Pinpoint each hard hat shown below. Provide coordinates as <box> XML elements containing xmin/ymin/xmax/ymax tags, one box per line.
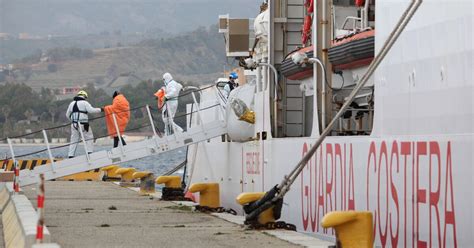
<box><xmin>163</xmin><ymin>73</ymin><xmax>173</xmax><ymax>84</ymax></box>
<box><xmin>77</xmin><ymin>90</ymin><xmax>88</xmax><ymax>99</ymax></box>
<box><xmin>229</xmin><ymin>72</ymin><xmax>238</xmax><ymax>79</ymax></box>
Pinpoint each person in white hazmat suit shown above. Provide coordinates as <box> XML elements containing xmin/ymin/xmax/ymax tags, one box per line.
<box><xmin>65</xmin><ymin>90</ymin><xmax>103</xmax><ymax>158</ymax></box>
<box><xmin>251</xmin><ymin>2</ymin><xmax>269</xmax><ymax>60</ymax></box>
<box><xmin>162</xmin><ymin>73</ymin><xmax>184</xmax><ymax>135</ymax></box>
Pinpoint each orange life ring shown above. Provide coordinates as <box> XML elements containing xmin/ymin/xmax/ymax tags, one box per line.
<box><xmin>306</xmin><ymin>0</ymin><xmax>314</xmax><ymax>13</ymax></box>
<box><xmin>355</xmin><ymin>0</ymin><xmax>365</xmax><ymax>7</ymax></box>
<box><xmin>301</xmin><ymin>15</ymin><xmax>312</xmax><ymax>45</ymax></box>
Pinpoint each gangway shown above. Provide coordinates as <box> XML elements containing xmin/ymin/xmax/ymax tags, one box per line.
<box><xmin>4</xmin><ymin>86</ymin><xmax>228</xmax><ymax>186</ymax></box>
<box><xmin>18</xmin><ymin>120</ymin><xmax>226</xmax><ymax>186</ymax></box>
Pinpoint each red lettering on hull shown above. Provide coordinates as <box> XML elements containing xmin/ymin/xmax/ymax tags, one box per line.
<box><xmin>300</xmin><ymin>140</ymin><xmax>457</xmax><ymax>248</ymax></box>
<box><xmin>300</xmin><ymin>142</ymin><xmax>356</xmax><ymax>234</ymax></box>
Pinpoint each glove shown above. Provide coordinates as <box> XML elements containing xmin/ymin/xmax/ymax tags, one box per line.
<box><xmin>100</xmin><ymin>107</ymin><xmax>104</xmax><ymax>112</ymax></box>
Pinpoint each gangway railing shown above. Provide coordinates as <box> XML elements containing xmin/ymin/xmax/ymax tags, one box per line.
<box><xmin>0</xmin><ymin>85</ymin><xmax>227</xmax><ymax>186</ymax></box>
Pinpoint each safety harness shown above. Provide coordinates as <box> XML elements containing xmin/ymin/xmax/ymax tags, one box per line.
<box><xmin>70</xmin><ymin>98</ymin><xmax>89</xmax><ymax>131</ymax></box>
<box><xmin>227</xmin><ymin>81</ymin><xmax>237</xmax><ymax>91</ymax></box>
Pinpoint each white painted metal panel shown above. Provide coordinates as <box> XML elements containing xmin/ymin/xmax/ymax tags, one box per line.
<box><xmin>288</xmin><ymin>6</ymin><xmax>304</xmax><ymax>19</ymax></box>
<box><xmin>287</xmin><ymin>98</ymin><xmax>303</xmax><ymax>111</ymax></box>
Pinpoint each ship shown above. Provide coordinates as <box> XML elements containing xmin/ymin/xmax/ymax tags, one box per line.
<box><xmin>186</xmin><ymin>0</ymin><xmax>472</xmax><ymax>246</ymax></box>
<box><xmin>2</xmin><ymin>0</ymin><xmax>471</xmax><ymax>246</ymax></box>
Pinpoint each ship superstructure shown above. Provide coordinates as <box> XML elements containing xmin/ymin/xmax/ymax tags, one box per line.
<box><xmin>188</xmin><ymin>0</ymin><xmax>473</xmax><ymax>246</ymax></box>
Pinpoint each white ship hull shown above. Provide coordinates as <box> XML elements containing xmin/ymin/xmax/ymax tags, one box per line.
<box><xmin>189</xmin><ymin>0</ymin><xmax>473</xmax><ymax>246</ymax></box>
<box><xmin>189</xmin><ymin>134</ymin><xmax>470</xmax><ymax>247</ymax></box>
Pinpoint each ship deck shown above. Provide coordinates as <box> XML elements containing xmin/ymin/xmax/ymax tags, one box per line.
<box><xmin>18</xmin><ymin>181</ymin><xmax>307</xmax><ymax>247</ymax></box>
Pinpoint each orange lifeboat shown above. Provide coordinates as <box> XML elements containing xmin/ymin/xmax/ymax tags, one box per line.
<box><xmin>328</xmin><ymin>29</ymin><xmax>375</xmax><ymax>70</ymax></box>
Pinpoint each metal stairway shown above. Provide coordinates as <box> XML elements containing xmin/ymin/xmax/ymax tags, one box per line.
<box><xmin>18</xmin><ymin>116</ymin><xmax>227</xmax><ymax>186</ymax></box>
<box><xmin>270</xmin><ymin>0</ymin><xmax>307</xmax><ymax>137</ymax></box>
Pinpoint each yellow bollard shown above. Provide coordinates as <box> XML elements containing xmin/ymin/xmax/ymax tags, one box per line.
<box><xmin>321</xmin><ymin>211</ymin><xmax>373</xmax><ymax>248</ymax></box>
<box><xmin>101</xmin><ymin>165</ymin><xmax>121</xmax><ymax>180</ymax></box>
<box><xmin>188</xmin><ymin>183</ymin><xmax>220</xmax><ymax>208</ymax></box>
<box><xmin>155</xmin><ymin>176</ymin><xmax>182</xmax><ymax>189</ymax></box>
<box><xmin>236</xmin><ymin>192</ymin><xmax>275</xmax><ymax>225</ymax></box>
<box><xmin>156</xmin><ymin>176</ymin><xmax>185</xmax><ymax>201</ymax></box>
<box><xmin>115</xmin><ymin>168</ymin><xmax>137</xmax><ymax>183</ymax></box>
<box><xmin>132</xmin><ymin>171</ymin><xmax>155</xmax><ymax>196</ymax></box>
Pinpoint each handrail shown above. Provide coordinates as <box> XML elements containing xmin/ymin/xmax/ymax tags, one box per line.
<box><xmin>2</xmin><ymin>84</ymin><xmax>224</xmax><ymax>163</ymax></box>
<box><xmin>341</xmin><ymin>16</ymin><xmax>362</xmax><ymax>31</ymax></box>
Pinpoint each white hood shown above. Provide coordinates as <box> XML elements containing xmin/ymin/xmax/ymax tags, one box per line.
<box><xmin>163</xmin><ymin>73</ymin><xmax>173</xmax><ymax>84</ymax></box>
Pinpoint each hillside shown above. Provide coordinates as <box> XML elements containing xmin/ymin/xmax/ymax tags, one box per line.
<box><xmin>0</xmin><ymin>33</ymin><xmax>162</xmax><ymax>64</ymax></box>
<box><xmin>21</xmin><ymin>26</ymin><xmax>233</xmax><ymax>91</ymax></box>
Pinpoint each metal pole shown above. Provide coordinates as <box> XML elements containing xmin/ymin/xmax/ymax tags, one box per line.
<box><xmin>36</xmin><ymin>174</ymin><xmax>45</xmax><ymax>244</ymax></box>
<box><xmin>262</xmin><ymin>58</ymin><xmax>267</xmax><ymax>91</ymax></box>
<box><xmin>77</xmin><ymin>124</ymin><xmax>90</xmax><ymax>163</ymax></box>
<box><xmin>213</xmin><ymin>90</ymin><xmax>226</xmax><ymax>121</ymax></box>
<box><xmin>258</xmin><ymin>62</ymin><xmax>279</xmax><ymax>138</ymax></box>
<box><xmin>321</xmin><ymin>0</ymin><xmax>328</xmax><ymax>131</ymax></box>
<box><xmin>276</xmin><ymin>0</ymin><xmax>423</xmax><ymax>199</ymax></box>
<box><xmin>111</xmin><ymin>113</ymin><xmax>125</xmax><ymax>156</ymax></box>
<box><xmin>191</xmin><ymin>92</ymin><xmax>203</xmax><ymax>125</ymax></box>
<box><xmin>191</xmin><ymin>92</ymin><xmax>207</xmax><ymax>135</ymax></box>
<box><xmin>42</xmin><ymin>130</ymin><xmax>55</xmax><ymax>172</ymax></box>
<box><xmin>256</xmin><ymin>64</ymin><xmax>262</xmax><ymax>92</ymax></box>
<box><xmin>146</xmin><ymin>105</ymin><xmax>158</xmax><ymax>137</ymax></box>
<box><xmin>363</xmin><ymin>0</ymin><xmax>370</xmax><ymax>29</ymax></box>
<box><xmin>312</xmin><ymin>0</ymin><xmax>319</xmax><ymax>135</ymax></box>
<box><xmin>7</xmin><ymin>138</ymin><xmax>19</xmax><ymax>193</ymax></box>
<box><xmin>6</xmin><ymin>138</ymin><xmax>16</xmax><ymax>164</ymax></box>
<box><xmin>145</xmin><ymin>105</ymin><xmax>161</xmax><ymax>149</ymax></box>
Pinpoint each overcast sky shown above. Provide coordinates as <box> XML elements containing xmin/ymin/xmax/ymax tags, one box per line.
<box><xmin>0</xmin><ymin>0</ymin><xmax>261</xmax><ymax>35</ymax></box>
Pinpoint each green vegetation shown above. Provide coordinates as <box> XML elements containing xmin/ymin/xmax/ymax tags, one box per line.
<box><xmin>0</xmin><ymin>81</ymin><xmax>198</xmax><ymax>139</ymax></box>
<box><xmin>46</xmin><ymin>47</ymin><xmax>94</xmax><ymax>62</ymax></box>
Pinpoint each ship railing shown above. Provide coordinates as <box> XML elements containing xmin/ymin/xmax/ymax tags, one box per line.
<box><xmin>214</xmin><ymin>81</ymin><xmax>230</xmax><ymax>105</ymax></box>
<box><xmin>340</xmin><ymin>16</ymin><xmax>363</xmax><ymax>31</ymax></box>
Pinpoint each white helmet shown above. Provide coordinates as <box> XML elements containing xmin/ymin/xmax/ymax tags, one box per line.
<box><xmin>163</xmin><ymin>72</ymin><xmax>173</xmax><ymax>84</ymax></box>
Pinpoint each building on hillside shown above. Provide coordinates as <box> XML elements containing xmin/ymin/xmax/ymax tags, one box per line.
<box><xmin>61</xmin><ymin>86</ymin><xmax>82</xmax><ymax>95</ymax></box>
<box><xmin>54</xmin><ymin>86</ymin><xmax>82</xmax><ymax>101</ymax></box>
<box><xmin>0</xmin><ymin>33</ymin><xmax>14</xmax><ymax>40</ymax></box>
<box><xmin>18</xmin><ymin>33</ymin><xmax>43</xmax><ymax>40</ymax></box>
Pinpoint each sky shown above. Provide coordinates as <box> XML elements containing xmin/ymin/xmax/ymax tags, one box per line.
<box><xmin>0</xmin><ymin>0</ymin><xmax>261</xmax><ymax>35</ymax></box>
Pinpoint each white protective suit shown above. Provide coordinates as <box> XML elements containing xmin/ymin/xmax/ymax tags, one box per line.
<box><xmin>253</xmin><ymin>9</ymin><xmax>269</xmax><ymax>60</ymax></box>
<box><xmin>65</xmin><ymin>96</ymin><xmax>102</xmax><ymax>158</ymax></box>
<box><xmin>162</xmin><ymin>73</ymin><xmax>184</xmax><ymax>135</ymax></box>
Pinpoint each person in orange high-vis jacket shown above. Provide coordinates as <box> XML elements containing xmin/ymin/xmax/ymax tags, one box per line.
<box><xmin>104</xmin><ymin>91</ymin><xmax>130</xmax><ymax>148</ymax></box>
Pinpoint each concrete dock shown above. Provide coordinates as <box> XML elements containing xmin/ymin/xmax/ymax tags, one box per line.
<box><xmin>21</xmin><ymin>181</ymin><xmax>301</xmax><ymax>247</ymax></box>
